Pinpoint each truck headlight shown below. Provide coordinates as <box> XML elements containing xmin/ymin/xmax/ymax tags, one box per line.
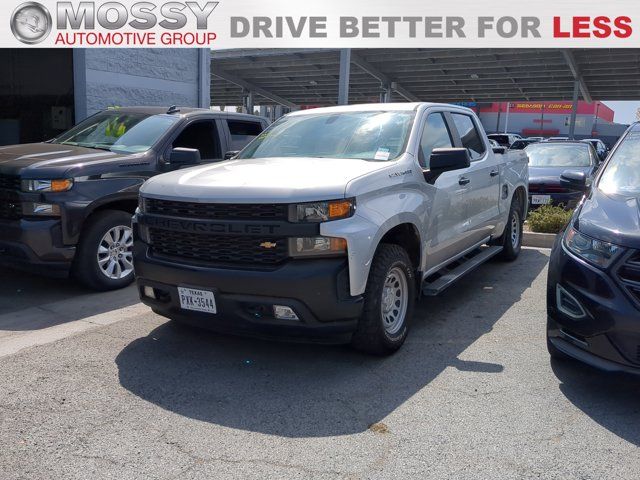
<box><xmin>289</xmin><ymin>237</ymin><xmax>347</xmax><ymax>257</ymax></box>
<box><xmin>563</xmin><ymin>227</ymin><xmax>623</xmax><ymax>268</ymax></box>
<box><xmin>291</xmin><ymin>199</ymin><xmax>355</xmax><ymax>223</ymax></box>
<box><xmin>21</xmin><ymin>179</ymin><xmax>73</xmax><ymax>193</ymax></box>
<box><xmin>138</xmin><ymin>196</ymin><xmax>147</xmax><ymax>214</ymax></box>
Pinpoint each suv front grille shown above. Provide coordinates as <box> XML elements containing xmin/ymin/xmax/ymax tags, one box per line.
<box><xmin>146</xmin><ymin>198</ymin><xmax>288</xmax><ymax>221</ymax></box>
<box><xmin>616</xmin><ymin>251</ymin><xmax>640</xmax><ymax>308</ymax></box>
<box><xmin>149</xmin><ymin>228</ymin><xmax>288</xmax><ymax>267</ymax></box>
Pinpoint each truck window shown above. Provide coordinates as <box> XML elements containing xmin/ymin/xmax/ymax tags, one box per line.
<box><xmin>419</xmin><ymin>113</ymin><xmax>453</xmax><ymax>168</ymax></box>
<box><xmin>452</xmin><ymin>114</ymin><xmax>486</xmax><ymax>160</ymax></box>
<box><xmin>172</xmin><ymin>121</ymin><xmax>221</xmax><ymax>160</ymax></box>
<box><xmin>227</xmin><ymin>120</ymin><xmax>264</xmax><ymax>151</ymax></box>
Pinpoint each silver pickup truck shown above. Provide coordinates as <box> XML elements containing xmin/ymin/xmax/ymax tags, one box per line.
<box><xmin>133</xmin><ymin>103</ymin><xmax>528</xmax><ymax>354</ymax></box>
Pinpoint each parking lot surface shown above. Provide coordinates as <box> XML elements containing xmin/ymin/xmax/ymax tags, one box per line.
<box><xmin>0</xmin><ymin>248</ymin><xmax>639</xmax><ymax>479</ymax></box>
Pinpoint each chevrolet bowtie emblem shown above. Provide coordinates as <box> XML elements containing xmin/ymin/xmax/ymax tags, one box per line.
<box><xmin>260</xmin><ymin>242</ymin><xmax>277</xmax><ymax>249</ymax></box>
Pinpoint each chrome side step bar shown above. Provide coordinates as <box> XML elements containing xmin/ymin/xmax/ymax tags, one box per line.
<box><xmin>421</xmin><ymin>246</ymin><xmax>503</xmax><ymax>296</ymax></box>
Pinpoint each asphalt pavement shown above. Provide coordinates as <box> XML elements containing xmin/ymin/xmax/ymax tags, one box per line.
<box><xmin>0</xmin><ymin>248</ymin><xmax>638</xmax><ymax>479</ymax></box>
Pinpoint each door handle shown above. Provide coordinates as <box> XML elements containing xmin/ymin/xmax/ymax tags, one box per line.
<box><xmin>490</xmin><ymin>169</ymin><xmax>499</xmax><ymax>177</ymax></box>
<box><xmin>459</xmin><ymin>177</ymin><xmax>470</xmax><ymax>186</ymax></box>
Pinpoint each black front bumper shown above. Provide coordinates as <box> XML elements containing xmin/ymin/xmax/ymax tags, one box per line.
<box><xmin>547</xmin><ymin>236</ymin><xmax>640</xmax><ymax>375</ymax></box>
<box><xmin>133</xmin><ymin>242</ymin><xmax>363</xmax><ymax>343</ymax></box>
<box><xmin>0</xmin><ymin>218</ymin><xmax>75</xmax><ymax>275</ymax></box>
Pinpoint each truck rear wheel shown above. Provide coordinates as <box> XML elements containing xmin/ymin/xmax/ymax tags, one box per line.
<box><xmin>351</xmin><ymin>244</ymin><xmax>415</xmax><ymax>355</ymax></box>
<box><xmin>73</xmin><ymin>210</ymin><xmax>135</xmax><ymax>291</ymax></box>
<box><xmin>497</xmin><ymin>196</ymin><xmax>523</xmax><ymax>261</ymax></box>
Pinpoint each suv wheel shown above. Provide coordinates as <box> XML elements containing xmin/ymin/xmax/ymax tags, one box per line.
<box><xmin>351</xmin><ymin>244</ymin><xmax>416</xmax><ymax>355</ymax></box>
<box><xmin>73</xmin><ymin>210</ymin><xmax>135</xmax><ymax>291</ymax></box>
<box><xmin>498</xmin><ymin>196</ymin><xmax>523</xmax><ymax>261</ymax></box>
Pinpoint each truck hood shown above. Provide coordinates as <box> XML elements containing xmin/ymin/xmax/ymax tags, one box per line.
<box><xmin>141</xmin><ymin>157</ymin><xmax>390</xmax><ymax>203</ymax></box>
<box><xmin>0</xmin><ymin>142</ymin><xmax>127</xmax><ymax>177</ymax></box>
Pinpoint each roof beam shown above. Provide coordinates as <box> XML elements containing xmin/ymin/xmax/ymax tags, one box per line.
<box><xmin>562</xmin><ymin>50</ymin><xmax>592</xmax><ymax>103</ymax></box>
<box><xmin>211</xmin><ymin>68</ymin><xmax>298</xmax><ymax>109</ymax></box>
<box><xmin>350</xmin><ymin>52</ymin><xmax>420</xmax><ymax>102</ymax></box>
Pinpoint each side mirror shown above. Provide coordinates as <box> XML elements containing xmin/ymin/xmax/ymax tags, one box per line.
<box><xmin>224</xmin><ymin>150</ymin><xmax>241</xmax><ymax>160</ymax></box>
<box><xmin>169</xmin><ymin>147</ymin><xmax>201</xmax><ymax>167</ymax></box>
<box><xmin>492</xmin><ymin>146</ymin><xmax>506</xmax><ymax>155</ymax></box>
<box><xmin>424</xmin><ymin>148</ymin><xmax>471</xmax><ymax>183</ymax></box>
<box><xmin>560</xmin><ymin>170</ymin><xmax>589</xmax><ymax>192</ymax></box>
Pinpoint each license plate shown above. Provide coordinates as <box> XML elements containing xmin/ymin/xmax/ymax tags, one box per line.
<box><xmin>178</xmin><ymin>287</ymin><xmax>217</xmax><ymax>314</ymax></box>
<box><xmin>531</xmin><ymin>195</ymin><xmax>552</xmax><ymax>205</ymax></box>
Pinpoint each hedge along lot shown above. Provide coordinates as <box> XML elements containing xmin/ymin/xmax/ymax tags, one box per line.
<box><xmin>528</xmin><ymin>205</ymin><xmax>573</xmax><ymax>234</ymax></box>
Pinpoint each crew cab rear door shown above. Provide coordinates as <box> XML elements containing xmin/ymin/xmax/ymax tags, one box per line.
<box><xmin>449</xmin><ymin>112</ymin><xmax>502</xmax><ymax>244</ymax></box>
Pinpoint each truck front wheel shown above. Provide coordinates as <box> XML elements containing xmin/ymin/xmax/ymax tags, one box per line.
<box><xmin>351</xmin><ymin>244</ymin><xmax>416</xmax><ymax>355</ymax></box>
<box><xmin>497</xmin><ymin>196</ymin><xmax>523</xmax><ymax>261</ymax></box>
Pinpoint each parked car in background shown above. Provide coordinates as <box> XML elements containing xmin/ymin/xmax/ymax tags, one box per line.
<box><xmin>525</xmin><ymin>136</ymin><xmax>544</xmax><ymax>142</ymax></box>
<box><xmin>525</xmin><ymin>141</ymin><xmax>599</xmax><ymax>209</ymax></box>
<box><xmin>547</xmin><ymin>123</ymin><xmax>640</xmax><ymax>375</ymax></box>
<box><xmin>488</xmin><ymin>138</ymin><xmax>507</xmax><ymax>154</ymax></box>
<box><xmin>0</xmin><ymin>107</ymin><xmax>268</xmax><ymax>290</ymax></box>
<box><xmin>133</xmin><ymin>103</ymin><xmax>528</xmax><ymax>355</ymax></box>
<box><xmin>510</xmin><ymin>139</ymin><xmax>539</xmax><ymax>150</ymax></box>
<box><xmin>488</xmin><ymin>133</ymin><xmax>522</xmax><ymax>147</ymax></box>
<box><xmin>544</xmin><ymin>137</ymin><xmax>570</xmax><ymax>142</ymax></box>
<box><xmin>581</xmin><ymin>138</ymin><xmax>609</xmax><ymax>162</ymax></box>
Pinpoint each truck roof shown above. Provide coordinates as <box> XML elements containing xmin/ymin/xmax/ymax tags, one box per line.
<box><xmin>288</xmin><ymin>102</ymin><xmax>465</xmax><ymax>116</ymax></box>
<box><xmin>106</xmin><ymin>106</ymin><xmax>261</xmax><ymax>122</ymax></box>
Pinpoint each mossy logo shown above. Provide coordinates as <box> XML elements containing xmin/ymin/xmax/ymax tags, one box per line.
<box><xmin>10</xmin><ymin>2</ymin><xmax>52</xmax><ymax>44</ymax></box>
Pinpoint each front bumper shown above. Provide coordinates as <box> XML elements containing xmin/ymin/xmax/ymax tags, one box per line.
<box><xmin>0</xmin><ymin>218</ymin><xmax>75</xmax><ymax>275</ymax></box>
<box><xmin>133</xmin><ymin>241</ymin><xmax>363</xmax><ymax>343</ymax></box>
<box><xmin>547</xmin><ymin>236</ymin><xmax>640</xmax><ymax>374</ymax></box>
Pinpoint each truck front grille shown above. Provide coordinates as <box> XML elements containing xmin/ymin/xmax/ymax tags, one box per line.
<box><xmin>0</xmin><ymin>175</ymin><xmax>20</xmax><ymax>191</ymax></box>
<box><xmin>0</xmin><ymin>201</ymin><xmax>21</xmax><ymax>220</ymax></box>
<box><xmin>149</xmin><ymin>228</ymin><xmax>288</xmax><ymax>267</ymax></box>
<box><xmin>616</xmin><ymin>251</ymin><xmax>640</xmax><ymax>309</ymax></box>
<box><xmin>146</xmin><ymin>198</ymin><xmax>288</xmax><ymax>221</ymax></box>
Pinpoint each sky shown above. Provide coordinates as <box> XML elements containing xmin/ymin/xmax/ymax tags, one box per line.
<box><xmin>602</xmin><ymin>101</ymin><xmax>640</xmax><ymax>124</ymax></box>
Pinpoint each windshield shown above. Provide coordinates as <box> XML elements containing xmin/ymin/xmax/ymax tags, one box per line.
<box><xmin>525</xmin><ymin>143</ymin><xmax>592</xmax><ymax>167</ymax></box>
<box><xmin>238</xmin><ymin>111</ymin><xmax>415</xmax><ymax>161</ymax></box>
<box><xmin>54</xmin><ymin>111</ymin><xmax>180</xmax><ymax>154</ymax></box>
<box><xmin>599</xmin><ymin>130</ymin><xmax>640</xmax><ymax>195</ymax></box>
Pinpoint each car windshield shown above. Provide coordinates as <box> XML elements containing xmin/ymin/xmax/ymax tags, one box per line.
<box><xmin>599</xmin><ymin>130</ymin><xmax>640</xmax><ymax>195</ymax></box>
<box><xmin>238</xmin><ymin>111</ymin><xmax>415</xmax><ymax>161</ymax></box>
<box><xmin>525</xmin><ymin>143</ymin><xmax>592</xmax><ymax>167</ymax></box>
<box><xmin>53</xmin><ymin>111</ymin><xmax>180</xmax><ymax>154</ymax></box>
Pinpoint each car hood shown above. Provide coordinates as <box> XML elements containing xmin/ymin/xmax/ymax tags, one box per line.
<box><xmin>576</xmin><ymin>188</ymin><xmax>640</xmax><ymax>249</ymax></box>
<box><xmin>141</xmin><ymin>157</ymin><xmax>390</xmax><ymax>203</ymax></box>
<box><xmin>529</xmin><ymin>165</ymin><xmax>593</xmax><ymax>184</ymax></box>
<box><xmin>0</xmin><ymin>142</ymin><xmax>127</xmax><ymax>177</ymax></box>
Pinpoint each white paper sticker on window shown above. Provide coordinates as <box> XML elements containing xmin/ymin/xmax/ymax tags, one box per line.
<box><xmin>374</xmin><ymin>148</ymin><xmax>391</xmax><ymax>160</ymax></box>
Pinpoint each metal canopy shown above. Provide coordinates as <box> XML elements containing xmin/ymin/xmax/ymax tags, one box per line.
<box><xmin>210</xmin><ymin>48</ymin><xmax>640</xmax><ymax>107</ymax></box>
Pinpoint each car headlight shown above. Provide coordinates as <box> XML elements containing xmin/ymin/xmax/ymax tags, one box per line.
<box><xmin>21</xmin><ymin>179</ymin><xmax>73</xmax><ymax>193</ymax></box>
<box><xmin>289</xmin><ymin>237</ymin><xmax>347</xmax><ymax>257</ymax></box>
<box><xmin>563</xmin><ymin>227</ymin><xmax>623</xmax><ymax>268</ymax></box>
<box><xmin>138</xmin><ymin>196</ymin><xmax>147</xmax><ymax>214</ymax></box>
<box><xmin>291</xmin><ymin>199</ymin><xmax>355</xmax><ymax>223</ymax></box>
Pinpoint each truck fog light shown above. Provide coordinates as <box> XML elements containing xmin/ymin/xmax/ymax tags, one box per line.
<box><xmin>556</xmin><ymin>284</ymin><xmax>587</xmax><ymax>319</ymax></box>
<box><xmin>289</xmin><ymin>236</ymin><xmax>347</xmax><ymax>257</ymax></box>
<box><xmin>273</xmin><ymin>305</ymin><xmax>299</xmax><ymax>321</ymax></box>
<box><xmin>143</xmin><ymin>286</ymin><xmax>156</xmax><ymax>299</ymax></box>
<box><xmin>22</xmin><ymin>202</ymin><xmax>60</xmax><ymax>216</ymax></box>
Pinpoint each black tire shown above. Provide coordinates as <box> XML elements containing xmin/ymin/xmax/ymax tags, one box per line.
<box><xmin>497</xmin><ymin>196</ymin><xmax>523</xmax><ymax>261</ymax></box>
<box><xmin>351</xmin><ymin>244</ymin><xmax>416</xmax><ymax>355</ymax></box>
<box><xmin>73</xmin><ymin>210</ymin><xmax>135</xmax><ymax>291</ymax></box>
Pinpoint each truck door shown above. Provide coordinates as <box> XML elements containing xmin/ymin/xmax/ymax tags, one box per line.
<box><xmin>449</xmin><ymin>112</ymin><xmax>502</xmax><ymax>244</ymax></box>
<box><xmin>418</xmin><ymin>112</ymin><xmax>475</xmax><ymax>272</ymax></box>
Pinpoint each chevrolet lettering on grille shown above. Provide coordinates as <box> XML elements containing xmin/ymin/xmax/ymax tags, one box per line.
<box><xmin>141</xmin><ymin>215</ymin><xmax>281</xmax><ymax>235</ymax></box>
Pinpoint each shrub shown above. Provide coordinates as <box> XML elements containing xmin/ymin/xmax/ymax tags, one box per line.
<box><xmin>527</xmin><ymin>205</ymin><xmax>573</xmax><ymax>234</ymax></box>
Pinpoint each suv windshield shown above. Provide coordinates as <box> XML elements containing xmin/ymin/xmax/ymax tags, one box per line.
<box><xmin>599</xmin><ymin>129</ymin><xmax>640</xmax><ymax>195</ymax></box>
<box><xmin>238</xmin><ymin>111</ymin><xmax>415</xmax><ymax>161</ymax></box>
<box><xmin>54</xmin><ymin>111</ymin><xmax>180</xmax><ymax>154</ymax></box>
<box><xmin>525</xmin><ymin>143</ymin><xmax>592</xmax><ymax>167</ymax></box>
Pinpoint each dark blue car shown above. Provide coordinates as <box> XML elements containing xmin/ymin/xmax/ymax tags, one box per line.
<box><xmin>547</xmin><ymin>124</ymin><xmax>640</xmax><ymax>374</ymax></box>
<box><xmin>525</xmin><ymin>141</ymin><xmax>600</xmax><ymax>209</ymax></box>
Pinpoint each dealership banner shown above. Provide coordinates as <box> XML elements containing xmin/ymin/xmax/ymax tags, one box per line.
<box><xmin>2</xmin><ymin>0</ymin><xmax>639</xmax><ymax>48</ymax></box>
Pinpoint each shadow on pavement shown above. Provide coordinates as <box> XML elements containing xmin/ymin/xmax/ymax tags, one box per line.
<box><xmin>0</xmin><ymin>266</ymin><xmax>139</xmax><ymax>330</ymax></box>
<box><xmin>551</xmin><ymin>358</ymin><xmax>640</xmax><ymax>446</ymax></box>
<box><xmin>116</xmin><ymin>249</ymin><xmax>548</xmax><ymax>437</ymax></box>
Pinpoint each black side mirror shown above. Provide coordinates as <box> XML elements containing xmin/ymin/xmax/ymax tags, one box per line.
<box><xmin>492</xmin><ymin>147</ymin><xmax>506</xmax><ymax>155</ymax></box>
<box><xmin>225</xmin><ymin>150</ymin><xmax>240</xmax><ymax>160</ymax></box>
<box><xmin>560</xmin><ymin>170</ymin><xmax>589</xmax><ymax>192</ymax></box>
<box><xmin>424</xmin><ymin>148</ymin><xmax>471</xmax><ymax>184</ymax></box>
<box><xmin>169</xmin><ymin>148</ymin><xmax>201</xmax><ymax>167</ymax></box>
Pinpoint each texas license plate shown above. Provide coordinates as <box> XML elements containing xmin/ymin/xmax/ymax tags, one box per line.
<box><xmin>178</xmin><ymin>287</ymin><xmax>217</xmax><ymax>314</ymax></box>
<box><xmin>532</xmin><ymin>195</ymin><xmax>552</xmax><ymax>205</ymax></box>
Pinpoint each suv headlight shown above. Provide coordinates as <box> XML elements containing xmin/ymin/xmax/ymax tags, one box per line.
<box><xmin>291</xmin><ymin>199</ymin><xmax>355</xmax><ymax>223</ymax></box>
<box><xmin>21</xmin><ymin>179</ymin><xmax>73</xmax><ymax>193</ymax></box>
<box><xmin>563</xmin><ymin>227</ymin><xmax>623</xmax><ymax>268</ymax></box>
